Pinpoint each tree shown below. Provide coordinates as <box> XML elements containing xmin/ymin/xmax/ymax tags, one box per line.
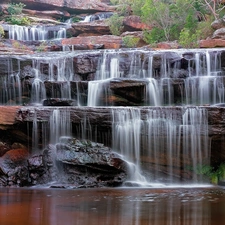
<box><xmin>141</xmin><ymin>0</ymin><xmax>173</xmax><ymax>41</ymax></box>
<box><xmin>141</xmin><ymin>0</ymin><xmax>198</xmax><ymax>41</ymax></box>
<box><xmin>196</xmin><ymin>0</ymin><xmax>225</xmax><ymax>19</ymax></box>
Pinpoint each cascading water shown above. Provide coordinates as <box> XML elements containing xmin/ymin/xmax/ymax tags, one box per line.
<box><xmin>112</xmin><ymin>107</ymin><xmax>209</xmax><ymax>185</ymax></box>
<box><xmin>3</xmin><ymin>24</ymin><xmax>69</xmax><ymax>41</ymax></box>
<box><xmin>1</xmin><ymin>48</ymin><xmax>224</xmax><ymax>186</ymax></box>
<box><xmin>112</xmin><ymin>108</ymin><xmax>147</xmax><ymax>185</ymax></box>
<box><xmin>49</xmin><ymin>108</ymin><xmax>71</xmax><ymax>144</ymax></box>
<box><xmin>80</xmin><ymin>12</ymin><xmax>113</xmax><ymax>22</ymax></box>
<box><xmin>31</xmin><ymin>69</ymin><xmax>46</xmax><ymax>104</ymax></box>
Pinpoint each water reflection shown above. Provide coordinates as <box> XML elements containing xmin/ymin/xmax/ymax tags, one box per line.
<box><xmin>0</xmin><ymin>188</ymin><xmax>225</xmax><ymax>225</ymax></box>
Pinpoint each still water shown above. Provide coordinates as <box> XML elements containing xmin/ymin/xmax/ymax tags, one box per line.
<box><xmin>0</xmin><ymin>187</ymin><xmax>225</xmax><ymax>225</ymax></box>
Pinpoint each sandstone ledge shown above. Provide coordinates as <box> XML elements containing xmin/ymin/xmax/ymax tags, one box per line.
<box><xmin>61</xmin><ymin>35</ymin><xmax>123</xmax><ymax>49</ymax></box>
<box><xmin>199</xmin><ymin>39</ymin><xmax>225</xmax><ymax>48</ymax></box>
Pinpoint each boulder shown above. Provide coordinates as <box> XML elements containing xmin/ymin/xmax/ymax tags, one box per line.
<box><xmin>53</xmin><ymin>138</ymin><xmax>128</xmax><ymax>187</ymax></box>
<box><xmin>212</xmin><ymin>28</ymin><xmax>225</xmax><ymax>39</ymax></box>
<box><xmin>123</xmin><ymin>15</ymin><xmax>151</xmax><ymax>31</ymax></box>
<box><xmin>211</xmin><ymin>18</ymin><xmax>225</xmax><ymax>30</ymax></box>
<box><xmin>0</xmin><ymin>148</ymin><xmax>29</xmax><ymax>186</ymax></box>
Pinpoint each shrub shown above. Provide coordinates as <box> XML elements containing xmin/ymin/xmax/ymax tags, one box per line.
<box><xmin>6</xmin><ymin>16</ymin><xmax>30</xmax><ymax>25</ymax></box>
<box><xmin>178</xmin><ymin>28</ymin><xmax>200</xmax><ymax>48</ymax></box>
<box><xmin>122</xmin><ymin>36</ymin><xmax>140</xmax><ymax>48</ymax></box>
<box><xmin>143</xmin><ymin>28</ymin><xmax>165</xmax><ymax>44</ymax></box>
<box><xmin>196</xmin><ymin>19</ymin><xmax>214</xmax><ymax>40</ymax></box>
<box><xmin>107</xmin><ymin>14</ymin><xmax>124</xmax><ymax>36</ymax></box>
<box><xmin>7</xmin><ymin>2</ymin><xmax>26</xmax><ymax>15</ymax></box>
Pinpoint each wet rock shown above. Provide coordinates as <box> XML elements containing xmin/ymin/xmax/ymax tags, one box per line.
<box><xmin>0</xmin><ymin>142</ymin><xmax>10</xmax><ymax>157</ymax></box>
<box><xmin>73</xmin><ymin>54</ymin><xmax>100</xmax><ymax>74</ymax></box>
<box><xmin>43</xmin><ymin>98</ymin><xmax>77</xmax><ymax>106</ymax></box>
<box><xmin>0</xmin><ymin>148</ymin><xmax>29</xmax><ymax>186</ymax></box>
<box><xmin>52</xmin><ymin>138</ymin><xmax>128</xmax><ymax>187</ymax></box>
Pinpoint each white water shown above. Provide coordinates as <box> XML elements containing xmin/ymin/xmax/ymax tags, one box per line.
<box><xmin>6</xmin><ymin>24</ymin><xmax>67</xmax><ymax>41</ymax></box>
<box><xmin>112</xmin><ymin>108</ymin><xmax>147</xmax><ymax>184</ymax></box>
<box><xmin>112</xmin><ymin>107</ymin><xmax>209</xmax><ymax>185</ymax></box>
<box><xmin>49</xmin><ymin>109</ymin><xmax>71</xmax><ymax>144</ymax></box>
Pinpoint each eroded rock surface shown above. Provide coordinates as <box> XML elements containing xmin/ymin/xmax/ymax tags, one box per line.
<box><xmin>0</xmin><ymin>137</ymin><xmax>128</xmax><ymax>188</ymax></box>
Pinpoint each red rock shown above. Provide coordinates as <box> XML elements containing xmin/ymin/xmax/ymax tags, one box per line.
<box><xmin>156</xmin><ymin>41</ymin><xmax>180</xmax><ymax>49</ymax></box>
<box><xmin>2</xmin><ymin>148</ymin><xmax>29</xmax><ymax>163</ymax></box>
<box><xmin>123</xmin><ymin>16</ymin><xmax>151</xmax><ymax>32</ymax></box>
<box><xmin>23</xmin><ymin>9</ymin><xmax>69</xmax><ymax>19</ymax></box>
<box><xmin>10</xmin><ymin>0</ymin><xmax>114</xmax><ymax>13</ymax></box>
<box><xmin>71</xmin><ymin>20</ymin><xmax>111</xmax><ymax>37</ymax></box>
<box><xmin>199</xmin><ymin>39</ymin><xmax>225</xmax><ymax>48</ymax></box>
<box><xmin>0</xmin><ymin>106</ymin><xmax>21</xmax><ymax>127</ymax></box>
<box><xmin>62</xmin><ymin>35</ymin><xmax>123</xmax><ymax>49</ymax></box>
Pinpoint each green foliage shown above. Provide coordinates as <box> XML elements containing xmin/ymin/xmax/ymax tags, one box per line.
<box><xmin>0</xmin><ymin>25</ymin><xmax>4</xmax><ymax>38</ymax></box>
<box><xmin>196</xmin><ymin>19</ymin><xmax>214</xmax><ymax>40</ymax></box>
<box><xmin>6</xmin><ymin>16</ymin><xmax>30</xmax><ymax>25</ymax></box>
<box><xmin>131</xmin><ymin>0</ymin><xmax>146</xmax><ymax>16</ymax></box>
<box><xmin>196</xmin><ymin>163</ymin><xmax>225</xmax><ymax>184</ymax></box>
<box><xmin>122</xmin><ymin>36</ymin><xmax>140</xmax><ymax>48</ymax></box>
<box><xmin>107</xmin><ymin>14</ymin><xmax>124</xmax><ymax>36</ymax></box>
<box><xmin>179</xmin><ymin>28</ymin><xmax>200</xmax><ymax>48</ymax></box>
<box><xmin>8</xmin><ymin>2</ymin><xmax>26</xmax><ymax>15</ymax></box>
<box><xmin>143</xmin><ymin>28</ymin><xmax>165</xmax><ymax>44</ymax></box>
<box><xmin>6</xmin><ymin>2</ymin><xmax>30</xmax><ymax>26</ymax></box>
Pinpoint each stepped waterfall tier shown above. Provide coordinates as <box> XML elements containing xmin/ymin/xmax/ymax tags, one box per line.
<box><xmin>1</xmin><ymin>48</ymin><xmax>225</xmax><ymax>187</ymax></box>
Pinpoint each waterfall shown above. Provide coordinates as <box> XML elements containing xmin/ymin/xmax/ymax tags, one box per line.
<box><xmin>49</xmin><ymin>109</ymin><xmax>71</xmax><ymax>144</ymax></box>
<box><xmin>112</xmin><ymin>107</ymin><xmax>209</xmax><ymax>184</ymax></box>
<box><xmin>112</xmin><ymin>108</ymin><xmax>147</xmax><ymax>184</ymax></box>
<box><xmin>185</xmin><ymin>50</ymin><xmax>224</xmax><ymax>105</ymax></box>
<box><xmin>80</xmin><ymin>12</ymin><xmax>113</xmax><ymax>22</ymax></box>
<box><xmin>181</xmin><ymin>107</ymin><xmax>209</xmax><ymax>182</ymax></box>
<box><xmin>31</xmin><ymin>69</ymin><xmax>46</xmax><ymax>104</ymax></box>
<box><xmin>145</xmin><ymin>78</ymin><xmax>161</xmax><ymax>106</ymax></box>
<box><xmin>5</xmin><ymin>24</ymin><xmax>69</xmax><ymax>41</ymax></box>
<box><xmin>0</xmin><ymin>73</ymin><xmax>22</xmax><ymax>105</ymax></box>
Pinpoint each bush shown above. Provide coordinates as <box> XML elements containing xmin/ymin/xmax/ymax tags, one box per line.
<box><xmin>122</xmin><ymin>36</ymin><xmax>140</xmax><ymax>48</ymax></box>
<box><xmin>107</xmin><ymin>14</ymin><xmax>124</xmax><ymax>36</ymax></box>
<box><xmin>8</xmin><ymin>3</ymin><xmax>26</xmax><ymax>15</ymax></box>
<box><xmin>178</xmin><ymin>28</ymin><xmax>200</xmax><ymax>48</ymax></box>
<box><xmin>196</xmin><ymin>19</ymin><xmax>214</xmax><ymax>40</ymax></box>
<box><xmin>6</xmin><ymin>16</ymin><xmax>30</xmax><ymax>25</ymax></box>
<box><xmin>143</xmin><ymin>28</ymin><xmax>165</xmax><ymax>44</ymax></box>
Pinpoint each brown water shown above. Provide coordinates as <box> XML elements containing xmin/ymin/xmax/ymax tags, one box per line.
<box><xmin>0</xmin><ymin>187</ymin><xmax>225</xmax><ymax>225</ymax></box>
